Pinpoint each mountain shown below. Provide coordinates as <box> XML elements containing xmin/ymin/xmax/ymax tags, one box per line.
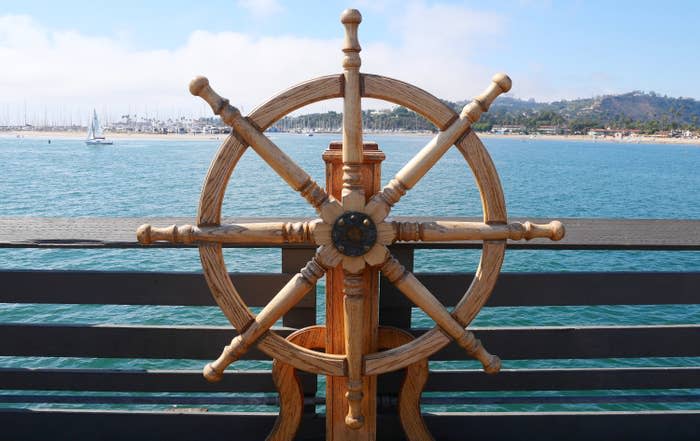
<box><xmin>451</xmin><ymin>91</ymin><xmax>700</xmax><ymax>133</ymax></box>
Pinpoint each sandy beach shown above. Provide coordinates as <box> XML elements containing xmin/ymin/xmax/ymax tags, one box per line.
<box><xmin>2</xmin><ymin>130</ymin><xmax>700</xmax><ymax>146</ymax></box>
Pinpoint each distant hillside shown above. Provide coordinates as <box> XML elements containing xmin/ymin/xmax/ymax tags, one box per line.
<box><xmin>271</xmin><ymin>91</ymin><xmax>700</xmax><ymax>134</ymax></box>
<box><xmin>452</xmin><ymin>91</ymin><xmax>700</xmax><ymax>133</ymax></box>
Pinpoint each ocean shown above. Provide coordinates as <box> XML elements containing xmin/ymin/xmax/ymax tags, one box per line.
<box><xmin>1</xmin><ymin>133</ymin><xmax>699</xmax><ymax>412</ymax></box>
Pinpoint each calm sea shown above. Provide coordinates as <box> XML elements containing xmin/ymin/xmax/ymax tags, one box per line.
<box><xmin>1</xmin><ymin>133</ymin><xmax>699</xmax><ymax>412</ymax></box>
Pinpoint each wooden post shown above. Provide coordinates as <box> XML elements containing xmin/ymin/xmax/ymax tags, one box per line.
<box><xmin>323</xmin><ymin>141</ymin><xmax>385</xmax><ymax>441</ymax></box>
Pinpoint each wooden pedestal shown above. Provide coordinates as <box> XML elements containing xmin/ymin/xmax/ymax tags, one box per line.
<box><xmin>322</xmin><ymin>141</ymin><xmax>385</xmax><ymax>441</ymax></box>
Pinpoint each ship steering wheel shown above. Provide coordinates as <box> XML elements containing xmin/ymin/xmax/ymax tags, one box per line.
<box><xmin>136</xmin><ymin>8</ymin><xmax>564</xmax><ymax>432</ymax></box>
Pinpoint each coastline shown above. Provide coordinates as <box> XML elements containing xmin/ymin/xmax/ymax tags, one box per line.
<box><xmin>2</xmin><ymin>130</ymin><xmax>700</xmax><ymax>146</ymax></box>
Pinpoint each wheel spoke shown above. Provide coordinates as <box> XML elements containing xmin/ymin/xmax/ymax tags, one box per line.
<box><xmin>339</xmin><ymin>9</ymin><xmax>366</xmax><ymax>418</ymax></box>
<box><xmin>343</xmin><ymin>270</ymin><xmax>365</xmax><ymax>430</ymax></box>
<box><xmin>393</xmin><ymin>220</ymin><xmax>565</xmax><ymax>242</ymax></box>
<box><xmin>203</xmin><ymin>245</ymin><xmax>342</xmax><ymax>382</ymax></box>
<box><xmin>380</xmin><ymin>254</ymin><xmax>501</xmax><ymax>374</ymax></box>
<box><xmin>364</xmin><ymin>74</ymin><xmax>512</xmax><ymax>224</ymax></box>
<box><xmin>340</xmin><ymin>10</ymin><xmax>365</xmax><ymax>214</ymax></box>
<box><xmin>189</xmin><ymin>76</ymin><xmax>343</xmax><ymax>224</ymax></box>
<box><xmin>137</xmin><ymin>220</ymin><xmax>330</xmax><ymax>246</ymax></box>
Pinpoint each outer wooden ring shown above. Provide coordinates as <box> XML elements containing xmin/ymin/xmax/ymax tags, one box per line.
<box><xmin>197</xmin><ymin>73</ymin><xmax>506</xmax><ymax>377</ymax></box>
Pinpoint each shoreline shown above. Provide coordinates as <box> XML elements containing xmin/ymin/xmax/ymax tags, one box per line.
<box><xmin>2</xmin><ymin>130</ymin><xmax>700</xmax><ymax>146</ymax></box>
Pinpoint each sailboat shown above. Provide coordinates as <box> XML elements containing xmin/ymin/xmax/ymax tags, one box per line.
<box><xmin>85</xmin><ymin>110</ymin><xmax>113</xmax><ymax>145</ymax></box>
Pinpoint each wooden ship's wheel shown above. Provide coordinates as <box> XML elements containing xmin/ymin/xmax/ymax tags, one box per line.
<box><xmin>137</xmin><ymin>9</ymin><xmax>564</xmax><ymax>441</ymax></box>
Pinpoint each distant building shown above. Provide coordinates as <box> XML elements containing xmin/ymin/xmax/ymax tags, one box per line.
<box><xmin>491</xmin><ymin>125</ymin><xmax>526</xmax><ymax>135</ymax></box>
<box><xmin>536</xmin><ymin>125</ymin><xmax>570</xmax><ymax>135</ymax></box>
<box><xmin>590</xmin><ymin>128</ymin><xmax>642</xmax><ymax>138</ymax></box>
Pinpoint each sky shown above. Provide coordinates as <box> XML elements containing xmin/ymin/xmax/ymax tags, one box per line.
<box><xmin>1</xmin><ymin>0</ymin><xmax>699</xmax><ymax>125</ymax></box>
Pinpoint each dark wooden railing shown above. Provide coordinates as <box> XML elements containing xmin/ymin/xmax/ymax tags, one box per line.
<box><xmin>1</xmin><ymin>217</ymin><xmax>699</xmax><ymax>440</ymax></box>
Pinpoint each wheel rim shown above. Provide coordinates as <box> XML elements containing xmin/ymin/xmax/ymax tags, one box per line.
<box><xmin>197</xmin><ymin>74</ymin><xmax>507</xmax><ymax>376</ymax></box>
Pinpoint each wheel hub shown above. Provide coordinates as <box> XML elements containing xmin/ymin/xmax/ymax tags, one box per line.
<box><xmin>331</xmin><ymin>211</ymin><xmax>377</xmax><ymax>256</ymax></box>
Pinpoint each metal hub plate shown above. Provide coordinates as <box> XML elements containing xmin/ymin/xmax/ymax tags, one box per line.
<box><xmin>331</xmin><ymin>211</ymin><xmax>377</xmax><ymax>256</ymax></box>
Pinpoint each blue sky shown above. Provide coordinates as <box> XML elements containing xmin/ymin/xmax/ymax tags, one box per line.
<box><xmin>1</xmin><ymin>0</ymin><xmax>699</xmax><ymax>123</ymax></box>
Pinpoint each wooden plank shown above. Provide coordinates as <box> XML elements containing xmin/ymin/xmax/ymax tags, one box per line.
<box><xmin>0</xmin><ymin>395</ymin><xmax>301</xmax><ymax>405</ymax></box>
<box><xmin>4</xmin><ymin>270</ymin><xmax>696</xmax><ymax>307</ymax></box>
<box><xmin>2</xmin><ymin>217</ymin><xmax>700</xmax><ymax>249</ymax></box>
<box><xmin>2</xmin><ymin>393</ymin><xmax>698</xmax><ymax>406</ymax></box>
<box><xmin>420</xmin><ymin>395</ymin><xmax>700</xmax><ymax>405</ymax></box>
<box><xmin>0</xmin><ymin>324</ymin><xmax>294</xmax><ymax>360</ymax></box>
<box><xmin>379</xmin><ymin>367</ymin><xmax>700</xmax><ymax>392</ymax></box>
<box><xmin>0</xmin><ymin>270</ymin><xmax>308</xmax><ymax>306</ymax></box>
<box><xmin>378</xmin><ymin>272</ymin><xmax>700</xmax><ymax>307</ymax></box>
<box><xmin>3</xmin><ymin>366</ymin><xmax>697</xmax><ymax>395</ymax></box>
<box><xmin>0</xmin><ymin>368</ymin><xmax>314</xmax><ymax>394</ymax></box>
<box><xmin>428</xmin><ymin>325</ymin><xmax>700</xmax><ymax>360</ymax></box>
<box><xmin>0</xmin><ymin>410</ymin><xmax>323</xmax><ymax>441</ymax></box>
<box><xmin>2</xmin><ymin>324</ymin><xmax>698</xmax><ymax>360</ymax></box>
<box><xmin>1</xmin><ymin>409</ymin><xmax>698</xmax><ymax>441</ymax></box>
<box><xmin>421</xmin><ymin>411</ymin><xmax>700</xmax><ymax>441</ymax></box>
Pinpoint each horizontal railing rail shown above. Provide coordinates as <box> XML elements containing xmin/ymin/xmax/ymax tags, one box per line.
<box><xmin>2</xmin><ymin>217</ymin><xmax>700</xmax><ymax>249</ymax></box>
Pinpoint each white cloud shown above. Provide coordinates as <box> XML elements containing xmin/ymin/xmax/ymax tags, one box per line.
<box><xmin>0</xmin><ymin>4</ymin><xmax>508</xmax><ymax>125</ymax></box>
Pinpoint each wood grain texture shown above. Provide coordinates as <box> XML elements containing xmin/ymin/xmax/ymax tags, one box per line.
<box><xmin>340</xmin><ymin>8</ymin><xmax>364</xmax><ymax>165</ymax></box>
<box><xmin>267</xmin><ymin>326</ymin><xmax>326</xmax><ymax>441</ymax></box>
<box><xmin>456</xmin><ymin>131</ymin><xmax>507</xmax><ymax>223</ymax></box>
<box><xmin>199</xmin><ymin>243</ymin><xmax>345</xmax><ymax>377</ymax></box>
<box><xmin>195</xmin><ymin>75</ymin><xmax>342</xmax><ymax>228</ymax></box>
<box><xmin>192</xmin><ymin>77</ymin><xmax>342</xmax><ymax>225</ymax></box>
<box><xmin>137</xmin><ymin>221</ymin><xmax>318</xmax><ymax>245</ymax></box>
<box><xmin>365</xmin><ymin>241</ymin><xmax>505</xmax><ymax>375</ymax></box>
<box><xmin>365</xmin><ymin>120</ymin><xmax>507</xmax><ymax>374</ymax></box>
<box><xmin>323</xmin><ymin>141</ymin><xmax>382</xmax><ymax>440</ymax></box>
<box><xmin>248</xmin><ymin>75</ymin><xmax>343</xmax><ymax>130</ymax></box>
<box><xmin>363</xmin><ymin>75</ymin><xmax>510</xmax><ymax>224</ymax></box>
<box><xmin>393</xmin><ymin>220</ymin><xmax>564</xmax><ymax>242</ymax></box>
<box><xmin>197</xmin><ymin>136</ymin><xmax>248</xmax><ymax>226</ymax></box>
<box><xmin>380</xmin><ymin>256</ymin><xmax>500</xmax><ymax>374</ymax></box>
<box><xmin>343</xmin><ymin>272</ymin><xmax>366</xmax><ymax>429</ymax></box>
<box><xmin>203</xmin><ymin>250</ymin><xmax>330</xmax><ymax>382</ymax></box>
<box><xmin>377</xmin><ymin>327</ymin><xmax>433</xmax><ymax>441</ymax></box>
<box><xmin>361</xmin><ymin>74</ymin><xmax>456</xmax><ymax>130</ymax></box>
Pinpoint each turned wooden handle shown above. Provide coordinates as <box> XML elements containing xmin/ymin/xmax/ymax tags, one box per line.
<box><xmin>460</xmin><ymin>73</ymin><xmax>512</xmax><ymax>123</ymax></box>
<box><xmin>381</xmin><ymin>256</ymin><xmax>501</xmax><ymax>374</ymax></box>
<box><xmin>202</xmin><ymin>245</ymin><xmax>341</xmax><ymax>382</ymax></box>
<box><xmin>514</xmin><ymin>220</ymin><xmax>565</xmax><ymax>241</ymax></box>
<box><xmin>340</xmin><ymin>9</ymin><xmax>362</xmax><ymax>55</ymax></box>
<box><xmin>189</xmin><ymin>76</ymin><xmax>241</xmax><ymax>123</ymax></box>
<box><xmin>136</xmin><ymin>224</ymin><xmax>195</xmax><ymax>244</ymax></box>
<box><xmin>203</xmin><ymin>334</ymin><xmax>250</xmax><ymax>382</ymax></box>
<box><xmin>343</xmin><ymin>272</ymin><xmax>365</xmax><ymax>430</ymax></box>
<box><xmin>364</xmin><ymin>73</ymin><xmax>512</xmax><ymax>224</ymax></box>
<box><xmin>393</xmin><ymin>220</ymin><xmax>566</xmax><ymax>242</ymax></box>
<box><xmin>137</xmin><ymin>222</ymin><xmax>319</xmax><ymax>245</ymax></box>
<box><xmin>453</xmin><ymin>330</ymin><xmax>501</xmax><ymax>374</ymax></box>
<box><xmin>189</xmin><ymin>77</ymin><xmax>343</xmax><ymax>224</ymax></box>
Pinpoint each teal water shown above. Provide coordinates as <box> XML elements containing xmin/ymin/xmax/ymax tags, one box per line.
<box><xmin>1</xmin><ymin>133</ymin><xmax>699</xmax><ymax>412</ymax></box>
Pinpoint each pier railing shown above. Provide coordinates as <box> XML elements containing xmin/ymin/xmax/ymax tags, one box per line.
<box><xmin>0</xmin><ymin>217</ymin><xmax>699</xmax><ymax>440</ymax></box>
